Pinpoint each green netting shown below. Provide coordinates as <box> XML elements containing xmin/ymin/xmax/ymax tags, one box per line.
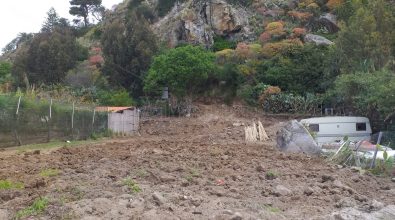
<box><xmin>0</xmin><ymin>94</ymin><xmax>108</xmax><ymax>148</ymax></box>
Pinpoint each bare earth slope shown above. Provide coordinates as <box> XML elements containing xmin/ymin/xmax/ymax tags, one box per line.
<box><xmin>0</xmin><ymin>105</ymin><xmax>394</xmax><ymax>219</ymax></box>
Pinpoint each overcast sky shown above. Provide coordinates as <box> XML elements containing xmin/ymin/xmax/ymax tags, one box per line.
<box><xmin>0</xmin><ymin>0</ymin><xmax>124</xmax><ymax>52</ymax></box>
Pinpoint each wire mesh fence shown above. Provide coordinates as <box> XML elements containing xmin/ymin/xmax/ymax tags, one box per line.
<box><xmin>0</xmin><ymin>94</ymin><xmax>108</xmax><ymax>148</ymax></box>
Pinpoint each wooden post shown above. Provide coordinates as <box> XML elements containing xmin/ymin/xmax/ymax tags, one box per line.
<box><xmin>13</xmin><ymin>96</ymin><xmax>22</xmax><ymax>146</ymax></box>
<box><xmin>370</xmin><ymin>132</ymin><xmax>383</xmax><ymax>169</ymax></box>
<box><xmin>47</xmin><ymin>98</ymin><xmax>53</xmax><ymax>142</ymax></box>
<box><xmin>49</xmin><ymin>99</ymin><xmax>52</xmax><ymax>119</ymax></box>
<box><xmin>71</xmin><ymin>102</ymin><xmax>75</xmax><ymax>129</ymax></box>
<box><xmin>92</xmin><ymin>109</ymin><xmax>96</xmax><ymax>133</ymax></box>
<box><xmin>71</xmin><ymin>102</ymin><xmax>75</xmax><ymax>140</ymax></box>
<box><xmin>16</xmin><ymin>96</ymin><xmax>21</xmax><ymax>115</ymax></box>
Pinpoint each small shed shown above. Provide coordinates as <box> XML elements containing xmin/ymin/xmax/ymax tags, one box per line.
<box><xmin>95</xmin><ymin>106</ymin><xmax>140</xmax><ymax>134</ymax></box>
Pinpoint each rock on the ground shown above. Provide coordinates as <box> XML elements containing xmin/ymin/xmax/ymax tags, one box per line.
<box><xmin>276</xmin><ymin>120</ymin><xmax>321</xmax><ymax>155</ymax></box>
<box><xmin>304</xmin><ymin>34</ymin><xmax>334</xmax><ymax>46</ymax></box>
<box><xmin>335</xmin><ymin>197</ymin><xmax>357</xmax><ymax>208</ymax></box>
<box><xmin>274</xmin><ymin>185</ymin><xmax>292</xmax><ymax>196</ymax></box>
<box><xmin>152</xmin><ymin>191</ymin><xmax>166</xmax><ymax>206</ymax></box>
<box><xmin>0</xmin><ymin>209</ymin><xmax>9</xmax><ymax>220</ymax></box>
<box><xmin>330</xmin><ymin>205</ymin><xmax>395</xmax><ymax>220</ymax></box>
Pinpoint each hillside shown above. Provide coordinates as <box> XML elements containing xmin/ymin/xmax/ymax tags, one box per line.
<box><xmin>0</xmin><ymin>0</ymin><xmax>394</xmax><ymax>137</ymax></box>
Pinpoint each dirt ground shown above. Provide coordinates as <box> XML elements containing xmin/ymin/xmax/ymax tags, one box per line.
<box><xmin>0</xmin><ymin>104</ymin><xmax>395</xmax><ymax>220</ymax></box>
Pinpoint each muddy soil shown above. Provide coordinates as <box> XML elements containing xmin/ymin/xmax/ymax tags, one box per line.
<box><xmin>0</xmin><ymin>104</ymin><xmax>394</xmax><ymax>219</ymax></box>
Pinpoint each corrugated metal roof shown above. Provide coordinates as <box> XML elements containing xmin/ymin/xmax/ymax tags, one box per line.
<box><xmin>95</xmin><ymin>106</ymin><xmax>135</xmax><ymax>113</ymax></box>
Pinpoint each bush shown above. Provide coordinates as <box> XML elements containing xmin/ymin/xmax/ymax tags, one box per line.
<box><xmin>237</xmin><ymin>83</ymin><xmax>269</xmax><ymax>106</ymax></box>
<box><xmin>257</xmin><ymin>44</ymin><xmax>331</xmax><ymax>94</ymax></box>
<box><xmin>332</xmin><ymin>70</ymin><xmax>395</xmax><ymax>120</ymax></box>
<box><xmin>263</xmin><ymin>92</ymin><xmax>322</xmax><ymax>114</ymax></box>
<box><xmin>212</xmin><ymin>36</ymin><xmax>237</xmax><ymax>52</ymax></box>
<box><xmin>98</xmin><ymin>89</ymin><xmax>134</xmax><ymax>106</ymax></box>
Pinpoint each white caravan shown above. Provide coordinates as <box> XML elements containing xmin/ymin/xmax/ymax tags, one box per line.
<box><xmin>300</xmin><ymin>116</ymin><xmax>372</xmax><ymax>144</ymax></box>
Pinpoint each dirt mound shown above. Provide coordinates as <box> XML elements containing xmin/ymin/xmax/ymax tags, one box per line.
<box><xmin>0</xmin><ymin>104</ymin><xmax>394</xmax><ymax>219</ymax></box>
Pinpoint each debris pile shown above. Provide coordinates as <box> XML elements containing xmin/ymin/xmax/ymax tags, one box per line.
<box><xmin>244</xmin><ymin>121</ymin><xmax>269</xmax><ymax>143</ymax></box>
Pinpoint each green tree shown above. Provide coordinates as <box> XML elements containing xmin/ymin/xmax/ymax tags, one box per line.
<box><xmin>144</xmin><ymin>45</ymin><xmax>216</xmax><ymax>99</ymax></box>
<box><xmin>335</xmin><ymin>0</ymin><xmax>395</xmax><ymax>72</ymax></box>
<box><xmin>256</xmin><ymin>44</ymin><xmax>331</xmax><ymax>94</ymax></box>
<box><xmin>69</xmin><ymin>0</ymin><xmax>103</xmax><ymax>27</ymax></box>
<box><xmin>2</xmin><ymin>33</ymin><xmax>33</xmax><ymax>54</ymax></box>
<box><xmin>0</xmin><ymin>61</ymin><xmax>12</xmax><ymax>84</ymax></box>
<box><xmin>333</xmin><ymin>70</ymin><xmax>395</xmax><ymax>126</ymax></box>
<box><xmin>12</xmin><ymin>26</ymin><xmax>86</xmax><ymax>86</ymax></box>
<box><xmin>101</xmin><ymin>11</ymin><xmax>158</xmax><ymax>98</ymax></box>
<box><xmin>41</xmin><ymin>8</ymin><xmax>62</xmax><ymax>32</ymax></box>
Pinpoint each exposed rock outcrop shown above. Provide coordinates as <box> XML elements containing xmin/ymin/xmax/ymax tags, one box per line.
<box><xmin>152</xmin><ymin>0</ymin><xmax>253</xmax><ymax>47</ymax></box>
<box><xmin>304</xmin><ymin>34</ymin><xmax>334</xmax><ymax>46</ymax></box>
<box><xmin>319</xmin><ymin>13</ymin><xmax>339</xmax><ymax>33</ymax></box>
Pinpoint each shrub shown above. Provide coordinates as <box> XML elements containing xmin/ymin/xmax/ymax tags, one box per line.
<box><xmin>212</xmin><ymin>36</ymin><xmax>237</xmax><ymax>52</ymax></box>
<box><xmin>88</xmin><ymin>55</ymin><xmax>104</xmax><ymax>66</ymax></box>
<box><xmin>216</xmin><ymin>49</ymin><xmax>236</xmax><ymax>64</ymax></box>
<box><xmin>288</xmin><ymin>11</ymin><xmax>313</xmax><ymax>21</ymax></box>
<box><xmin>326</xmin><ymin>0</ymin><xmax>344</xmax><ymax>10</ymax></box>
<box><xmin>237</xmin><ymin>83</ymin><xmax>269</xmax><ymax>106</ymax></box>
<box><xmin>259</xmin><ymin>32</ymin><xmax>271</xmax><ymax>44</ymax></box>
<box><xmin>258</xmin><ymin>44</ymin><xmax>331</xmax><ymax>94</ymax></box>
<box><xmin>263</xmin><ymin>92</ymin><xmax>322</xmax><ymax>114</ymax></box>
<box><xmin>98</xmin><ymin>89</ymin><xmax>134</xmax><ymax>106</ymax></box>
<box><xmin>332</xmin><ymin>70</ymin><xmax>395</xmax><ymax>122</ymax></box>
<box><xmin>259</xmin><ymin>86</ymin><xmax>281</xmax><ymax>104</ymax></box>
<box><xmin>261</xmin><ymin>39</ymin><xmax>303</xmax><ymax>58</ymax></box>
<box><xmin>292</xmin><ymin>28</ymin><xmax>307</xmax><ymax>37</ymax></box>
<box><xmin>264</xmin><ymin>21</ymin><xmax>287</xmax><ymax>37</ymax></box>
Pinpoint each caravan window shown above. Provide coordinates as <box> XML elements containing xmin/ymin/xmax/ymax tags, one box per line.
<box><xmin>309</xmin><ymin>124</ymin><xmax>319</xmax><ymax>132</ymax></box>
<box><xmin>356</xmin><ymin>123</ymin><xmax>366</xmax><ymax>131</ymax></box>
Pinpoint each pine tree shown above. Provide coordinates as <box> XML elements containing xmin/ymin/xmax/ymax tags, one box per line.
<box><xmin>69</xmin><ymin>0</ymin><xmax>102</xmax><ymax>27</ymax></box>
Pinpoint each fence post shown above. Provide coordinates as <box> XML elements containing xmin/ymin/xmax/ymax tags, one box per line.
<box><xmin>47</xmin><ymin>98</ymin><xmax>53</xmax><ymax>142</ymax></box>
<box><xmin>71</xmin><ymin>102</ymin><xmax>75</xmax><ymax>139</ymax></box>
<box><xmin>14</xmin><ymin>96</ymin><xmax>22</xmax><ymax>146</ymax></box>
<box><xmin>370</xmin><ymin>132</ymin><xmax>383</xmax><ymax>169</ymax></box>
<box><xmin>92</xmin><ymin>108</ymin><xmax>96</xmax><ymax>133</ymax></box>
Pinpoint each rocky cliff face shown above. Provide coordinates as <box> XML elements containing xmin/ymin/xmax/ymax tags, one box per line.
<box><xmin>152</xmin><ymin>0</ymin><xmax>254</xmax><ymax>47</ymax></box>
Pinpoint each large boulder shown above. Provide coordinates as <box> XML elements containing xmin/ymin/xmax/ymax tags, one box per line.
<box><xmin>152</xmin><ymin>0</ymin><xmax>253</xmax><ymax>47</ymax></box>
<box><xmin>319</xmin><ymin>13</ymin><xmax>339</xmax><ymax>33</ymax></box>
<box><xmin>276</xmin><ymin>120</ymin><xmax>321</xmax><ymax>155</ymax></box>
<box><xmin>304</xmin><ymin>34</ymin><xmax>334</xmax><ymax>46</ymax></box>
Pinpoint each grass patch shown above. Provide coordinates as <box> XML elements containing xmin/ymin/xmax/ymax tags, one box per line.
<box><xmin>265</xmin><ymin>170</ymin><xmax>278</xmax><ymax>180</ymax></box>
<box><xmin>15</xmin><ymin>197</ymin><xmax>49</xmax><ymax>219</ymax></box>
<box><xmin>39</xmin><ymin>168</ymin><xmax>60</xmax><ymax>177</ymax></box>
<box><xmin>10</xmin><ymin>139</ymin><xmax>104</xmax><ymax>152</ymax></box>
<box><xmin>264</xmin><ymin>205</ymin><xmax>281</xmax><ymax>213</ymax></box>
<box><xmin>122</xmin><ymin>177</ymin><xmax>141</xmax><ymax>193</ymax></box>
<box><xmin>0</xmin><ymin>180</ymin><xmax>24</xmax><ymax>190</ymax></box>
<box><xmin>184</xmin><ymin>169</ymin><xmax>200</xmax><ymax>182</ymax></box>
<box><xmin>136</xmin><ymin>169</ymin><xmax>148</xmax><ymax>178</ymax></box>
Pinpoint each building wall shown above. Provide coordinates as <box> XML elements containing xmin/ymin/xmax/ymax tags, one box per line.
<box><xmin>108</xmin><ymin>109</ymin><xmax>139</xmax><ymax>134</ymax></box>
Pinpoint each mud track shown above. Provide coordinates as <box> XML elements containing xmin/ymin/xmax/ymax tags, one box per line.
<box><xmin>0</xmin><ymin>105</ymin><xmax>394</xmax><ymax>219</ymax></box>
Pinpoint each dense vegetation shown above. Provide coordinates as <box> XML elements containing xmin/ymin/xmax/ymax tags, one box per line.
<box><xmin>0</xmin><ymin>0</ymin><xmax>394</xmax><ymax>133</ymax></box>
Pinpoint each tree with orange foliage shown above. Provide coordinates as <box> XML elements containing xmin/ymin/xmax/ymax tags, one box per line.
<box><xmin>326</xmin><ymin>0</ymin><xmax>344</xmax><ymax>10</ymax></box>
